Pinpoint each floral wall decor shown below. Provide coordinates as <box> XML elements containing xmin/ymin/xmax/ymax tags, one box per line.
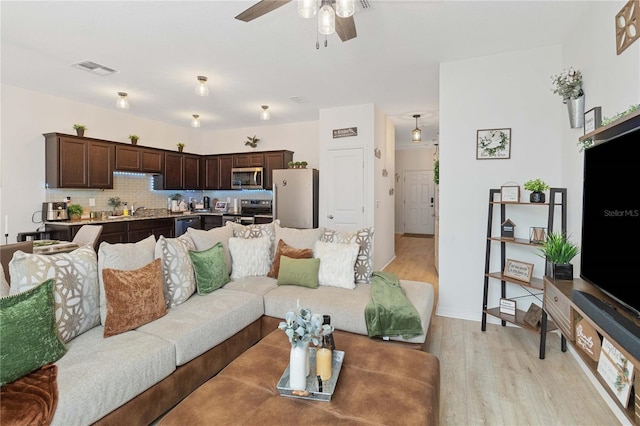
<box><xmin>551</xmin><ymin>68</ymin><xmax>585</xmax><ymax>128</ymax></box>
<box><xmin>476</xmin><ymin>128</ymin><xmax>511</xmax><ymax>159</ymax></box>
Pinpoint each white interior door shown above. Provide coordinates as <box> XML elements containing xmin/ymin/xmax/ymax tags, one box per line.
<box><xmin>404</xmin><ymin>170</ymin><xmax>434</xmax><ymax>234</ymax></box>
<box><xmin>326</xmin><ymin>148</ymin><xmax>364</xmax><ymax>231</ymax></box>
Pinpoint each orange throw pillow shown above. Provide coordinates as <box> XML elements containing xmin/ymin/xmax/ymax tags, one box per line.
<box><xmin>102</xmin><ymin>258</ymin><xmax>166</xmax><ymax>337</ymax></box>
<box><xmin>267</xmin><ymin>239</ymin><xmax>313</xmax><ymax>279</ymax></box>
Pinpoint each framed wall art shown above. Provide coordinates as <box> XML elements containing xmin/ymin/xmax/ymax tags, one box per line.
<box><xmin>503</xmin><ymin>258</ymin><xmax>534</xmax><ymax>283</ymax></box>
<box><xmin>476</xmin><ymin>128</ymin><xmax>511</xmax><ymax>159</ymax></box>
<box><xmin>584</xmin><ymin>106</ymin><xmax>602</xmax><ymax>134</ymax></box>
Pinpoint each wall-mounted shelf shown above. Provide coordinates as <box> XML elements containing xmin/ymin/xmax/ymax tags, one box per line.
<box><xmin>579</xmin><ymin>109</ymin><xmax>640</xmax><ymax>142</ymax></box>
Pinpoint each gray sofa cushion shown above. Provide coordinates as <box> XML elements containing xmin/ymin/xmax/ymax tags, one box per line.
<box><xmin>52</xmin><ymin>326</ymin><xmax>175</xmax><ymax>426</ymax></box>
<box><xmin>137</xmin><ymin>288</ymin><xmax>264</xmax><ymax>366</ymax></box>
<box><xmin>263</xmin><ymin>279</ymin><xmax>433</xmax><ymax>344</ymax></box>
<box><xmin>223</xmin><ymin>275</ymin><xmax>278</xmax><ymax>296</ymax></box>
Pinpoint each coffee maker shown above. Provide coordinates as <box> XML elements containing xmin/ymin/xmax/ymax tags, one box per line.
<box><xmin>42</xmin><ymin>202</ymin><xmax>68</xmax><ymax>221</ymax></box>
<box><xmin>203</xmin><ymin>196</ymin><xmax>211</xmax><ymax>210</ymax></box>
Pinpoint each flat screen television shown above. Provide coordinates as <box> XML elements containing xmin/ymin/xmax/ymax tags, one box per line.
<box><xmin>580</xmin><ymin>125</ymin><xmax>640</xmax><ymax>317</ymax></box>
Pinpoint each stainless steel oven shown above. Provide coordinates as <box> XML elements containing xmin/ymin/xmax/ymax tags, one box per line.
<box><xmin>222</xmin><ymin>215</ymin><xmax>255</xmax><ymax>225</ymax></box>
<box><xmin>231</xmin><ymin>167</ymin><xmax>263</xmax><ymax>190</ymax></box>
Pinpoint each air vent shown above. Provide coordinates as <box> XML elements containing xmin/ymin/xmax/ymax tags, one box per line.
<box><xmin>356</xmin><ymin>0</ymin><xmax>372</xmax><ymax>12</ymax></box>
<box><xmin>71</xmin><ymin>60</ymin><xmax>118</xmax><ymax>76</ymax></box>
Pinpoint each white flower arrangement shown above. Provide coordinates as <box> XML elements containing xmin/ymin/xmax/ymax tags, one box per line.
<box><xmin>551</xmin><ymin>68</ymin><xmax>584</xmax><ymax>103</ymax></box>
<box><xmin>278</xmin><ymin>303</ymin><xmax>333</xmax><ymax>348</ymax></box>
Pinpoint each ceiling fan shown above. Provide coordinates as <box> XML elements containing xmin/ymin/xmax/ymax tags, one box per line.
<box><xmin>235</xmin><ymin>0</ymin><xmax>357</xmax><ymax>43</ymax></box>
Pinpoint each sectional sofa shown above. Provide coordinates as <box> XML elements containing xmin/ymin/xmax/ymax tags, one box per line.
<box><xmin>2</xmin><ymin>221</ymin><xmax>436</xmax><ymax>426</ymax></box>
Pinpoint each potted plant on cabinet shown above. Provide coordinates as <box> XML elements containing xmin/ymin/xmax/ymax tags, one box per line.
<box><xmin>288</xmin><ymin>161</ymin><xmax>295</xmax><ymax>169</ymax></box>
<box><xmin>524</xmin><ymin>178</ymin><xmax>550</xmax><ymax>203</ymax></box>
<box><xmin>300</xmin><ymin>161</ymin><xmax>308</xmax><ymax>169</ymax></box>
<box><xmin>177</xmin><ymin>142</ymin><xmax>185</xmax><ymax>152</ymax></box>
<box><xmin>73</xmin><ymin>124</ymin><xmax>86</xmax><ymax>137</ymax></box>
<box><xmin>538</xmin><ymin>231</ymin><xmax>580</xmax><ymax>280</ymax></box>
<box><xmin>129</xmin><ymin>135</ymin><xmax>139</xmax><ymax>145</ymax></box>
<box><xmin>245</xmin><ymin>135</ymin><xmax>260</xmax><ymax>149</ymax></box>
<box><xmin>67</xmin><ymin>204</ymin><xmax>84</xmax><ymax>220</ymax></box>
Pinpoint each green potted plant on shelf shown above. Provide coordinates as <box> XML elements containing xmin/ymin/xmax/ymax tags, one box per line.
<box><xmin>523</xmin><ymin>178</ymin><xmax>550</xmax><ymax>203</ymax></box>
<box><xmin>128</xmin><ymin>134</ymin><xmax>139</xmax><ymax>145</ymax></box>
<box><xmin>288</xmin><ymin>161</ymin><xmax>295</xmax><ymax>169</ymax></box>
<box><xmin>73</xmin><ymin>124</ymin><xmax>86</xmax><ymax>137</ymax></box>
<box><xmin>300</xmin><ymin>161</ymin><xmax>308</xmax><ymax>169</ymax></box>
<box><xmin>538</xmin><ymin>231</ymin><xmax>580</xmax><ymax>280</ymax></box>
<box><xmin>177</xmin><ymin>142</ymin><xmax>185</xmax><ymax>152</ymax></box>
<box><xmin>245</xmin><ymin>135</ymin><xmax>260</xmax><ymax>149</ymax></box>
<box><xmin>67</xmin><ymin>204</ymin><xmax>84</xmax><ymax>220</ymax></box>
<box><xmin>294</xmin><ymin>161</ymin><xmax>301</xmax><ymax>168</ymax></box>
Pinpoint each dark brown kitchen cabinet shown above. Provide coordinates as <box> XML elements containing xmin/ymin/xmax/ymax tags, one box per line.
<box><xmin>218</xmin><ymin>155</ymin><xmax>233</xmax><ymax>189</ymax></box>
<box><xmin>264</xmin><ymin>150</ymin><xmax>294</xmax><ymax>189</ymax></box>
<box><xmin>203</xmin><ymin>156</ymin><xmax>220</xmax><ymax>189</ymax></box>
<box><xmin>233</xmin><ymin>153</ymin><xmax>264</xmax><ymax>167</ymax></box>
<box><xmin>127</xmin><ymin>218</ymin><xmax>174</xmax><ymax>242</ymax></box>
<box><xmin>163</xmin><ymin>152</ymin><xmax>184</xmax><ymax>189</ymax></box>
<box><xmin>116</xmin><ymin>145</ymin><xmax>163</xmax><ymax>173</ymax></box>
<box><xmin>201</xmin><ymin>215</ymin><xmax>223</xmax><ymax>230</ymax></box>
<box><xmin>44</xmin><ymin>133</ymin><xmax>114</xmax><ymax>189</ymax></box>
<box><xmin>183</xmin><ymin>154</ymin><xmax>201</xmax><ymax>189</ymax></box>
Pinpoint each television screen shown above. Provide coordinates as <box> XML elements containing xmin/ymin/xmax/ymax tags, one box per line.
<box><xmin>581</xmin><ymin>127</ymin><xmax>640</xmax><ymax>316</ymax></box>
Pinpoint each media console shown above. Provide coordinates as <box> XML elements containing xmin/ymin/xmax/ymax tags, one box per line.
<box><xmin>544</xmin><ymin>276</ymin><xmax>640</xmax><ymax>425</ymax></box>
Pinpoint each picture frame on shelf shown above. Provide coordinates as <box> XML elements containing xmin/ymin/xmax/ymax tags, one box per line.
<box><xmin>584</xmin><ymin>106</ymin><xmax>602</xmax><ymax>134</ymax></box>
<box><xmin>499</xmin><ymin>298</ymin><xmax>516</xmax><ymax>316</ymax></box>
<box><xmin>503</xmin><ymin>258</ymin><xmax>534</xmax><ymax>283</ymax></box>
<box><xmin>524</xmin><ymin>303</ymin><xmax>543</xmax><ymax>327</ymax></box>
<box><xmin>529</xmin><ymin>227</ymin><xmax>547</xmax><ymax>244</ymax></box>
<box><xmin>476</xmin><ymin>128</ymin><xmax>511</xmax><ymax>160</ymax></box>
<box><xmin>500</xmin><ymin>185</ymin><xmax>520</xmax><ymax>203</ymax></box>
<box><xmin>214</xmin><ymin>201</ymin><xmax>228</xmax><ymax>212</ymax></box>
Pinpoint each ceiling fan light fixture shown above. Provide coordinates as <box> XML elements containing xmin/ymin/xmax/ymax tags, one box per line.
<box><xmin>318</xmin><ymin>0</ymin><xmax>335</xmax><ymax>35</ymax></box>
<box><xmin>191</xmin><ymin>114</ymin><xmax>201</xmax><ymax>128</ymax></box>
<box><xmin>297</xmin><ymin>0</ymin><xmax>318</xmax><ymax>18</ymax></box>
<box><xmin>195</xmin><ymin>76</ymin><xmax>209</xmax><ymax>96</ymax></box>
<box><xmin>412</xmin><ymin>114</ymin><xmax>422</xmax><ymax>142</ymax></box>
<box><xmin>116</xmin><ymin>92</ymin><xmax>129</xmax><ymax>109</ymax></box>
<box><xmin>260</xmin><ymin>105</ymin><xmax>271</xmax><ymax>121</ymax></box>
<box><xmin>335</xmin><ymin>0</ymin><xmax>355</xmax><ymax>18</ymax></box>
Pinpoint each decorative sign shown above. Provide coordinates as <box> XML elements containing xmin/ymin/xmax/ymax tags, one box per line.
<box><xmin>575</xmin><ymin>318</ymin><xmax>601</xmax><ymax>362</ymax></box>
<box><xmin>524</xmin><ymin>303</ymin><xmax>543</xmax><ymax>328</ymax></box>
<box><xmin>499</xmin><ymin>298</ymin><xmax>516</xmax><ymax>316</ymax></box>
<box><xmin>501</xmin><ymin>219</ymin><xmax>516</xmax><ymax>240</ymax></box>
<box><xmin>584</xmin><ymin>106</ymin><xmax>602</xmax><ymax>134</ymax></box>
<box><xmin>476</xmin><ymin>128</ymin><xmax>511</xmax><ymax>159</ymax></box>
<box><xmin>597</xmin><ymin>337</ymin><xmax>635</xmax><ymax>407</ymax></box>
<box><xmin>503</xmin><ymin>259</ymin><xmax>534</xmax><ymax>283</ymax></box>
<box><xmin>500</xmin><ymin>185</ymin><xmax>520</xmax><ymax>203</ymax></box>
<box><xmin>332</xmin><ymin>127</ymin><xmax>358</xmax><ymax>139</ymax></box>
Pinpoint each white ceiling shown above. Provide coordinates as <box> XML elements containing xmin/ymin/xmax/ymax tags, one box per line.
<box><xmin>1</xmin><ymin>1</ymin><xmax>589</xmax><ymax>147</ymax></box>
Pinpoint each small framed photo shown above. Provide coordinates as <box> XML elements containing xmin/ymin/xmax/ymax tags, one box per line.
<box><xmin>500</xmin><ymin>185</ymin><xmax>520</xmax><ymax>203</ymax></box>
<box><xmin>499</xmin><ymin>298</ymin><xmax>516</xmax><ymax>316</ymax></box>
<box><xmin>524</xmin><ymin>303</ymin><xmax>543</xmax><ymax>327</ymax></box>
<box><xmin>214</xmin><ymin>201</ymin><xmax>228</xmax><ymax>212</ymax></box>
<box><xmin>584</xmin><ymin>106</ymin><xmax>602</xmax><ymax>134</ymax></box>
<box><xmin>503</xmin><ymin>258</ymin><xmax>534</xmax><ymax>283</ymax></box>
<box><xmin>476</xmin><ymin>128</ymin><xmax>511</xmax><ymax>159</ymax></box>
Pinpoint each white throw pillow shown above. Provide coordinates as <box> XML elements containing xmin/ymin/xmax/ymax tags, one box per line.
<box><xmin>0</xmin><ymin>264</ymin><xmax>9</xmax><ymax>297</ymax></box>
<box><xmin>155</xmin><ymin>234</ymin><xmax>196</xmax><ymax>307</ymax></box>
<box><xmin>274</xmin><ymin>222</ymin><xmax>324</xmax><ymax>249</ymax></box>
<box><xmin>97</xmin><ymin>235</ymin><xmax>156</xmax><ymax>325</ymax></box>
<box><xmin>228</xmin><ymin>236</ymin><xmax>271</xmax><ymax>279</ymax></box>
<box><xmin>321</xmin><ymin>227</ymin><xmax>374</xmax><ymax>284</ymax></box>
<box><xmin>232</xmin><ymin>220</ymin><xmax>278</xmax><ymax>263</ymax></box>
<box><xmin>187</xmin><ymin>225</ymin><xmax>233</xmax><ymax>274</ymax></box>
<box><xmin>8</xmin><ymin>245</ymin><xmax>100</xmax><ymax>343</ymax></box>
<box><xmin>313</xmin><ymin>240</ymin><xmax>359</xmax><ymax>290</ymax></box>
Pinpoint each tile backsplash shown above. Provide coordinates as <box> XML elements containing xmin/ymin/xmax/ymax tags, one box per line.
<box><xmin>45</xmin><ymin>172</ymin><xmax>272</xmax><ymax>216</ymax></box>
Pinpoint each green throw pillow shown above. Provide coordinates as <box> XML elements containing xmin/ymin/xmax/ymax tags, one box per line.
<box><xmin>277</xmin><ymin>256</ymin><xmax>320</xmax><ymax>288</ymax></box>
<box><xmin>0</xmin><ymin>279</ymin><xmax>67</xmax><ymax>386</ymax></box>
<box><xmin>189</xmin><ymin>242</ymin><xmax>231</xmax><ymax>295</ymax></box>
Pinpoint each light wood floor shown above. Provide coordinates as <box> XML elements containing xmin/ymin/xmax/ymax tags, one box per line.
<box><xmin>383</xmin><ymin>234</ymin><xmax>622</xmax><ymax>426</ymax></box>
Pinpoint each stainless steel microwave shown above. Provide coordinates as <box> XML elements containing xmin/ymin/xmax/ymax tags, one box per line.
<box><xmin>231</xmin><ymin>167</ymin><xmax>263</xmax><ymax>189</ymax></box>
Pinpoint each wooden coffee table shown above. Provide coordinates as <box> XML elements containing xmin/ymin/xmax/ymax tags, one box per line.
<box><xmin>160</xmin><ymin>329</ymin><xmax>440</xmax><ymax>425</ymax></box>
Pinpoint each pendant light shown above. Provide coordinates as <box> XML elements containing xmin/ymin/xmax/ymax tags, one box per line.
<box><xmin>298</xmin><ymin>0</ymin><xmax>318</xmax><ymax>18</ymax></box>
<box><xmin>191</xmin><ymin>114</ymin><xmax>201</xmax><ymax>128</ymax></box>
<box><xmin>116</xmin><ymin>92</ymin><xmax>129</xmax><ymax>109</ymax></box>
<box><xmin>335</xmin><ymin>0</ymin><xmax>355</xmax><ymax>18</ymax></box>
<box><xmin>318</xmin><ymin>0</ymin><xmax>335</xmax><ymax>35</ymax></box>
<box><xmin>195</xmin><ymin>76</ymin><xmax>209</xmax><ymax>96</ymax></box>
<box><xmin>412</xmin><ymin>114</ymin><xmax>422</xmax><ymax>142</ymax></box>
<box><xmin>260</xmin><ymin>105</ymin><xmax>271</xmax><ymax>121</ymax></box>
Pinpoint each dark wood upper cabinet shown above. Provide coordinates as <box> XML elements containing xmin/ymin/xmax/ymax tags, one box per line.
<box><xmin>163</xmin><ymin>152</ymin><xmax>184</xmax><ymax>189</ymax></box>
<box><xmin>218</xmin><ymin>155</ymin><xmax>233</xmax><ymax>190</ymax></box>
<box><xmin>183</xmin><ymin>154</ymin><xmax>201</xmax><ymax>189</ymax></box>
<box><xmin>264</xmin><ymin>150</ymin><xmax>294</xmax><ymax>189</ymax></box>
<box><xmin>44</xmin><ymin>133</ymin><xmax>114</xmax><ymax>189</ymax></box>
<box><xmin>233</xmin><ymin>153</ymin><xmax>264</xmax><ymax>167</ymax></box>
<box><xmin>140</xmin><ymin>149</ymin><xmax>163</xmax><ymax>173</ymax></box>
<box><xmin>116</xmin><ymin>145</ymin><xmax>163</xmax><ymax>173</ymax></box>
<box><xmin>203</xmin><ymin>156</ymin><xmax>220</xmax><ymax>189</ymax></box>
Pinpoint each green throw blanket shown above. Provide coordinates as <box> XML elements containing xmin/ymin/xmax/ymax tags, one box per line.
<box><xmin>365</xmin><ymin>271</ymin><xmax>423</xmax><ymax>339</ymax></box>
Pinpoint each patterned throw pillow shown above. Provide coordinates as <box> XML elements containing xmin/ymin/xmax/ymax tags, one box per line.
<box><xmin>97</xmin><ymin>235</ymin><xmax>156</xmax><ymax>325</ymax></box>
<box><xmin>320</xmin><ymin>227</ymin><xmax>374</xmax><ymax>284</ymax></box>
<box><xmin>228</xmin><ymin>236</ymin><xmax>272</xmax><ymax>279</ymax></box>
<box><xmin>155</xmin><ymin>235</ymin><xmax>196</xmax><ymax>307</ymax></box>
<box><xmin>102</xmin><ymin>259</ymin><xmax>167</xmax><ymax>337</ymax></box>
<box><xmin>9</xmin><ymin>246</ymin><xmax>100</xmax><ymax>343</ymax></box>
<box><xmin>268</xmin><ymin>239</ymin><xmax>313</xmax><ymax>278</ymax></box>
<box><xmin>189</xmin><ymin>242</ymin><xmax>230</xmax><ymax>295</ymax></box>
<box><xmin>313</xmin><ymin>240</ymin><xmax>359</xmax><ymax>289</ymax></box>
<box><xmin>232</xmin><ymin>220</ymin><xmax>278</xmax><ymax>263</ymax></box>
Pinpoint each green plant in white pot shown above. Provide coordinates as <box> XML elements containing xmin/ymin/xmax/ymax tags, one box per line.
<box><xmin>538</xmin><ymin>231</ymin><xmax>580</xmax><ymax>280</ymax></box>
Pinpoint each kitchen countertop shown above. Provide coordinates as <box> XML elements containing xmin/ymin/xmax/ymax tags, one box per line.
<box><xmin>44</xmin><ymin>210</ymin><xmax>272</xmax><ymax>226</ymax></box>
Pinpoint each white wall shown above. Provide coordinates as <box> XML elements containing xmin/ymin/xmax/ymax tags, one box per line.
<box><xmin>394</xmin><ymin>146</ymin><xmax>436</xmax><ymax>233</ymax></box>
<box><xmin>372</xmin><ymin>111</ymin><xmax>395</xmax><ymax>269</ymax></box>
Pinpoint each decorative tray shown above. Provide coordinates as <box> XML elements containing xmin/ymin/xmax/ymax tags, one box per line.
<box><xmin>277</xmin><ymin>348</ymin><xmax>345</xmax><ymax>402</ymax></box>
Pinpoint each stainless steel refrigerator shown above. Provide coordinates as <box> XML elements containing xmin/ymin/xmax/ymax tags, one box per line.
<box><xmin>273</xmin><ymin>168</ymin><xmax>319</xmax><ymax>229</ymax></box>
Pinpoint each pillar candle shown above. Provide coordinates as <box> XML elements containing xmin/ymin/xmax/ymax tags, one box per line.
<box><xmin>316</xmin><ymin>347</ymin><xmax>332</xmax><ymax>381</ymax></box>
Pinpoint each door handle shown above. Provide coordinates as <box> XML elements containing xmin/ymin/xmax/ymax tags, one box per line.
<box><xmin>327</xmin><ymin>215</ymin><xmax>334</xmax><ymax>219</ymax></box>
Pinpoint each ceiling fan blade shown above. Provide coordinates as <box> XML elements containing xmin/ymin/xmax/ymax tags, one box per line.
<box><xmin>335</xmin><ymin>15</ymin><xmax>357</xmax><ymax>42</ymax></box>
<box><xmin>235</xmin><ymin>0</ymin><xmax>292</xmax><ymax>22</ymax></box>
